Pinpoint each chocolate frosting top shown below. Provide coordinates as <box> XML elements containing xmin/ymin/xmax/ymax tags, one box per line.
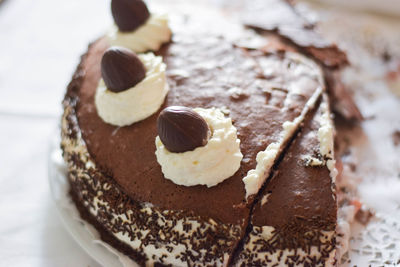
<box><xmin>73</xmin><ymin>14</ymin><xmax>326</xmax><ymax>225</ymax></box>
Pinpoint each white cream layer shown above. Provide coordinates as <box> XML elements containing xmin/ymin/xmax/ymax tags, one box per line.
<box><xmin>317</xmin><ymin>100</ymin><xmax>338</xmax><ymax>181</ymax></box>
<box><xmin>155</xmin><ymin>108</ymin><xmax>243</xmax><ymax>187</ymax></box>
<box><xmin>95</xmin><ymin>53</ymin><xmax>168</xmax><ymax>127</ymax></box>
<box><xmin>108</xmin><ymin>14</ymin><xmax>171</xmax><ymax>53</ymax></box>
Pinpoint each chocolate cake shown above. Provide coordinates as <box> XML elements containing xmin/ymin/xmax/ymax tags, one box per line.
<box><xmin>61</xmin><ymin>0</ymin><xmax>361</xmax><ymax>266</ymax></box>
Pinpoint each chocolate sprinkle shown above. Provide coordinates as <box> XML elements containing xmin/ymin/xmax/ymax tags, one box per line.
<box><xmin>393</xmin><ymin>130</ymin><xmax>400</xmax><ymax>146</ymax></box>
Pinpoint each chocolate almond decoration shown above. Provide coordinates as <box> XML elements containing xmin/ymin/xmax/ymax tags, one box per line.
<box><xmin>157</xmin><ymin>106</ymin><xmax>210</xmax><ymax>153</ymax></box>
<box><xmin>101</xmin><ymin>46</ymin><xmax>146</xmax><ymax>92</ymax></box>
<box><xmin>111</xmin><ymin>0</ymin><xmax>150</xmax><ymax>32</ymax></box>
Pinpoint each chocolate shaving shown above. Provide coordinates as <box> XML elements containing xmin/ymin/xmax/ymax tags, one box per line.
<box><xmin>324</xmin><ymin>69</ymin><xmax>364</xmax><ymax>121</ymax></box>
<box><xmin>355</xmin><ymin>206</ymin><xmax>374</xmax><ymax>225</ymax></box>
<box><xmin>392</xmin><ymin>130</ymin><xmax>400</xmax><ymax>146</ymax></box>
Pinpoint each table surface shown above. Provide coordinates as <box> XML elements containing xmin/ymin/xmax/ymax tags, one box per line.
<box><xmin>1</xmin><ymin>0</ymin><xmax>400</xmax><ymax>266</ymax></box>
<box><xmin>0</xmin><ymin>0</ymin><xmax>109</xmax><ymax>266</ymax></box>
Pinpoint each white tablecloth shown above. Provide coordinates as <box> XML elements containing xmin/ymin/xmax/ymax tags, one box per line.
<box><xmin>0</xmin><ymin>0</ymin><xmax>110</xmax><ymax>266</ymax></box>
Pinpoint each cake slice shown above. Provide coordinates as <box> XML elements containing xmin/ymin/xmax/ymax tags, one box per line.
<box><xmin>227</xmin><ymin>0</ymin><xmax>362</xmax><ymax>121</ymax></box>
<box><xmin>235</xmin><ymin>94</ymin><xmax>337</xmax><ymax>266</ymax></box>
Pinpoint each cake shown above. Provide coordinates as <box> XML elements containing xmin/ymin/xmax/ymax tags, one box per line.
<box><xmin>61</xmin><ymin>0</ymin><xmax>361</xmax><ymax>266</ymax></box>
